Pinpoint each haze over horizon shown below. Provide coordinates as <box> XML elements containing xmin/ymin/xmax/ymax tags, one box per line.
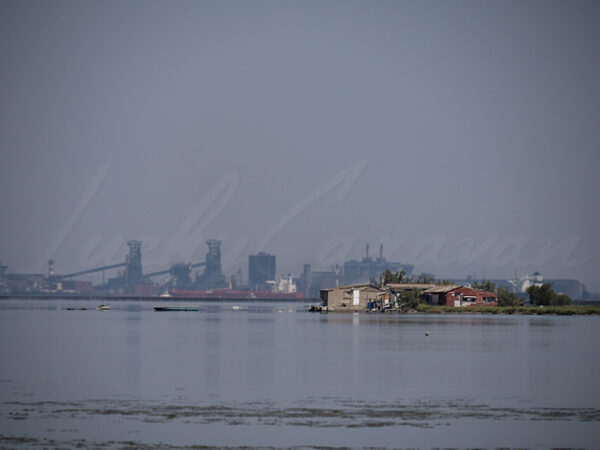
<box><xmin>1</xmin><ymin>1</ymin><xmax>599</xmax><ymax>290</ymax></box>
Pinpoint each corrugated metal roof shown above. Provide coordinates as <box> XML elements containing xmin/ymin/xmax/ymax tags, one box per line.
<box><xmin>340</xmin><ymin>283</ymin><xmax>382</xmax><ymax>291</ymax></box>
<box><xmin>320</xmin><ymin>283</ymin><xmax>383</xmax><ymax>292</ymax></box>
<box><xmin>386</xmin><ymin>283</ymin><xmax>437</xmax><ymax>290</ymax></box>
<box><xmin>423</xmin><ymin>285</ymin><xmax>460</xmax><ymax>293</ymax></box>
<box><xmin>453</xmin><ymin>286</ymin><xmax>497</xmax><ymax>297</ymax></box>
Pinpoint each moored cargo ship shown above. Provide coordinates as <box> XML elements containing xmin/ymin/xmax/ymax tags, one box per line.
<box><xmin>169</xmin><ymin>289</ymin><xmax>303</xmax><ymax>300</ymax></box>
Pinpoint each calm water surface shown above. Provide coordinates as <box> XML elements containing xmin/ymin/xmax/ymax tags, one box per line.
<box><xmin>1</xmin><ymin>299</ymin><xmax>599</xmax><ymax>448</ymax></box>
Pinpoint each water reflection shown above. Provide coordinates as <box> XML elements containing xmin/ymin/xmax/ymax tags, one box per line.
<box><xmin>203</xmin><ymin>314</ymin><xmax>222</xmax><ymax>397</ymax></box>
<box><xmin>0</xmin><ymin>300</ymin><xmax>599</xmax><ymax>448</ymax></box>
<box><xmin>124</xmin><ymin>309</ymin><xmax>142</xmax><ymax>392</ymax></box>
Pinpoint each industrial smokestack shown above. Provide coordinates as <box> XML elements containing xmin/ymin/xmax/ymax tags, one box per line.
<box><xmin>379</xmin><ymin>244</ymin><xmax>383</xmax><ymax>260</ymax></box>
<box><xmin>303</xmin><ymin>264</ymin><xmax>312</xmax><ymax>299</ymax></box>
<box><xmin>366</xmin><ymin>243</ymin><xmax>369</xmax><ymax>259</ymax></box>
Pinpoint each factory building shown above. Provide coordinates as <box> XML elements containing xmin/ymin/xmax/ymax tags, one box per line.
<box><xmin>298</xmin><ymin>269</ymin><xmax>339</xmax><ymax>299</ymax></box>
<box><xmin>249</xmin><ymin>252</ymin><xmax>276</xmax><ymax>290</ymax></box>
<box><xmin>0</xmin><ymin>261</ymin><xmax>7</xmax><ymax>294</ymax></box>
<box><xmin>342</xmin><ymin>244</ymin><xmax>413</xmax><ymax>285</ymax></box>
<box><xmin>297</xmin><ymin>244</ymin><xmax>412</xmax><ymax>298</ymax></box>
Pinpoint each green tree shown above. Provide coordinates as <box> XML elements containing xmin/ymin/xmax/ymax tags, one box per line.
<box><xmin>415</xmin><ymin>273</ymin><xmax>436</xmax><ymax>284</ymax></box>
<box><xmin>496</xmin><ymin>286</ymin><xmax>521</xmax><ymax>306</ymax></box>
<box><xmin>527</xmin><ymin>283</ymin><xmax>571</xmax><ymax>306</ymax></box>
<box><xmin>471</xmin><ymin>280</ymin><xmax>496</xmax><ymax>292</ymax></box>
<box><xmin>372</xmin><ymin>270</ymin><xmax>452</xmax><ymax>287</ymax></box>
<box><xmin>395</xmin><ymin>288</ymin><xmax>424</xmax><ymax>310</ymax></box>
<box><xmin>385</xmin><ymin>269</ymin><xmax>411</xmax><ymax>284</ymax></box>
<box><xmin>527</xmin><ymin>284</ymin><xmax>551</xmax><ymax>306</ymax></box>
<box><xmin>371</xmin><ymin>269</ymin><xmax>412</xmax><ymax>287</ymax></box>
<box><xmin>554</xmin><ymin>293</ymin><xmax>571</xmax><ymax>306</ymax></box>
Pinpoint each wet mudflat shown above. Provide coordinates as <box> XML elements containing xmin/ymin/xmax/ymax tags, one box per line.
<box><xmin>1</xmin><ymin>299</ymin><xmax>599</xmax><ymax>448</ymax></box>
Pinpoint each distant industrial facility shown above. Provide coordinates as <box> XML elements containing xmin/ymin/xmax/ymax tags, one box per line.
<box><xmin>0</xmin><ymin>239</ymin><xmax>300</xmax><ymax>299</ymax></box>
<box><xmin>0</xmin><ymin>240</ymin><xmax>592</xmax><ymax>301</ymax></box>
<box><xmin>248</xmin><ymin>252</ymin><xmax>276</xmax><ymax>290</ymax></box>
<box><xmin>296</xmin><ymin>244</ymin><xmax>414</xmax><ymax>298</ymax></box>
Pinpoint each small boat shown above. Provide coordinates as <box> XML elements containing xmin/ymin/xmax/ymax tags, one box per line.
<box><xmin>231</xmin><ymin>305</ymin><xmax>242</xmax><ymax>311</ymax></box>
<box><xmin>66</xmin><ymin>307</ymin><xmax>88</xmax><ymax>311</ymax></box>
<box><xmin>153</xmin><ymin>306</ymin><xmax>199</xmax><ymax>312</ymax></box>
<box><xmin>96</xmin><ymin>304</ymin><xmax>110</xmax><ymax>311</ymax></box>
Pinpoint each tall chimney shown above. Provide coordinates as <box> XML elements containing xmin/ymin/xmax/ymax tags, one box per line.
<box><xmin>303</xmin><ymin>264</ymin><xmax>312</xmax><ymax>298</ymax></box>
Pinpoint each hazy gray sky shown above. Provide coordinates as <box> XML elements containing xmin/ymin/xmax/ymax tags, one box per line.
<box><xmin>1</xmin><ymin>1</ymin><xmax>599</xmax><ymax>289</ymax></box>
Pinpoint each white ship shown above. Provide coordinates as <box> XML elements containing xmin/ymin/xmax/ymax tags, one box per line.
<box><xmin>266</xmin><ymin>274</ymin><xmax>297</xmax><ymax>294</ymax></box>
<box><xmin>509</xmin><ymin>271</ymin><xmax>544</xmax><ymax>294</ymax></box>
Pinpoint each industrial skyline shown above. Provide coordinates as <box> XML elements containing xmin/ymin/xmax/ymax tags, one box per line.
<box><xmin>1</xmin><ymin>4</ymin><xmax>599</xmax><ymax>449</ymax></box>
<box><xmin>1</xmin><ymin>1</ymin><xmax>599</xmax><ymax>290</ymax></box>
<box><xmin>0</xmin><ymin>237</ymin><xmax>592</xmax><ymax>301</ymax></box>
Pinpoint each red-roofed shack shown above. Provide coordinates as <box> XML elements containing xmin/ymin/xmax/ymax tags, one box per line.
<box><xmin>423</xmin><ymin>285</ymin><xmax>497</xmax><ymax>307</ymax></box>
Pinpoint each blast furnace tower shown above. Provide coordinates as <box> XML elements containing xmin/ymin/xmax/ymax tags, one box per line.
<box><xmin>196</xmin><ymin>240</ymin><xmax>226</xmax><ymax>288</ymax></box>
<box><xmin>124</xmin><ymin>240</ymin><xmax>143</xmax><ymax>290</ymax></box>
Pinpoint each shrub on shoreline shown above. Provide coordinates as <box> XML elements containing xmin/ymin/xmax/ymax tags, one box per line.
<box><xmin>415</xmin><ymin>304</ymin><xmax>600</xmax><ymax>315</ymax></box>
